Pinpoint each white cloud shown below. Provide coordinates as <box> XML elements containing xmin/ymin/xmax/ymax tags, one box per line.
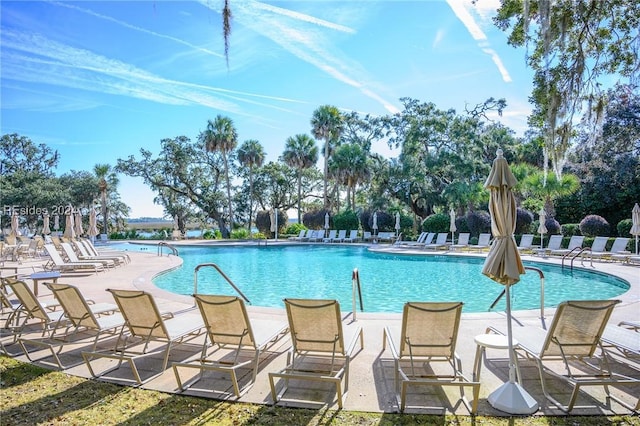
<box><xmin>199</xmin><ymin>0</ymin><xmax>400</xmax><ymax>114</ymax></box>
<box><xmin>446</xmin><ymin>0</ymin><xmax>512</xmax><ymax>83</ymax></box>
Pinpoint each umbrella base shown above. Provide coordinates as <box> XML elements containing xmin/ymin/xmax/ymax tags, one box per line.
<box><xmin>488</xmin><ymin>381</ymin><xmax>538</xmax><ymax>414</ymax></box>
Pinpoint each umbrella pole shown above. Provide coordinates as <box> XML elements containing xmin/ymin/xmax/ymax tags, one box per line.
<box><xmin>487</xmin><ymin>284</ymin><xmax>539</xmax><ymax>414</ymax></box>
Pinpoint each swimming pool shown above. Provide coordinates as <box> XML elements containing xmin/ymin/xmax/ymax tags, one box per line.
<box><xmin>139</xmin><ymin>244</ymin><xmax>630</xmax><ymax>313</ymax></box>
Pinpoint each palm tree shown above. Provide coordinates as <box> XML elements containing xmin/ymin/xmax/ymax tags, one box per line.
<box><xmin>237</xmin><ymin>139</ymin><xmax>265</xmax><ymax>232</ymax></box>
<box><xmin>310</xmin><ymin>105</ymin><xmax>343</xmax><ymax>208</ymax></box>
<box><xmin>201</xmin><ymin>115</ymin><xmax>238</xmax><ymax>235</ymax></box>
<box><xmin>93</xmin><ymin>164</ymin><xmax>118</xmax><ymax>237</ymax></box>
<box><xmin>282</xmin><ymin>134</ymin><xmax>318</xmax><ymax>223</ymax></box>
<box><xmin>522</xmin><ymin>170</ymin><xmax>580</xmax><ymax>217</ymax></box>
<box><xmin>329</xmin><ymin>144</ymin><xmax>369</xmax><ymax>211</ymax></box>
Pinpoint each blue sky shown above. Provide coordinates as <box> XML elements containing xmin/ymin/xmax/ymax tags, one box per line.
<box><xmin>1</xmin><ymin>0</ymin><xmax>534</xmax><ymax>218</ymax></box>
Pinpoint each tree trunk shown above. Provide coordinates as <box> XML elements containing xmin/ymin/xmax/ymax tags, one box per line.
<box><xmin>248</xmin><ymin>168</ymin><xmax>253</xmax><ymax>232</ymax></box>
<box><xmin>297</xmin><ymin>171</ymin><xmax>302</xmax><ymax>224</ymax></box>
<box><xmin>222</xmin><ymin>151</ymin><xmax>233</xmax><ymax>236</ymax></box>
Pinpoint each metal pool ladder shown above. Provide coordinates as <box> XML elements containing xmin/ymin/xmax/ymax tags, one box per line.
<box><xmin>351</xmin><ymin>268</ymin><xmax>364</xmax><ymax>320</ymax></box>
<box><xmin>157</xmin><ymin>242</ymin><xmax>178</xmax><ymax>256</ymax></box>
<box><xmin>193</xmin><ymin>263</ymin><xmax>251</xmax><ymax>305</ymax></box>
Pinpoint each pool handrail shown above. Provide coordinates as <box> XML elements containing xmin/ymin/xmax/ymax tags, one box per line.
<box><xmin>193</xmin><ymin>263</ymin><xmax>251</xmax><ymax>305</ymax></box>
<box><xmin>489</xmin><ymin>266</ymin><xmax>546</xmax><ymax>323</ymax></box>
<box><xmin>562</xmin><ymin>247</ymin><xmax>593</xmax><ymax>270</ymax></box>
<box><xmin>157</xmin><ymin>242</ymin><xmax>178</xmax><ymax>257</ymax></box>
<box><xmin>352</xmin><ymin>268</ymin><xmax>364</xmax><ymax>320</ymax></box>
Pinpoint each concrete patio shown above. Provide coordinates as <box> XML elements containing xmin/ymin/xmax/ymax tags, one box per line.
<box><xmin>1</xmin><ymin>240</ymin><xmax>638</xmax><ymax>417</ymax></box>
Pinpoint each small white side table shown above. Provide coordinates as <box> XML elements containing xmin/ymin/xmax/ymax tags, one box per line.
<box><xmin>473</xmin><ymin>333</ymin><xmax>521</xmax><ymax>383</ymax></box>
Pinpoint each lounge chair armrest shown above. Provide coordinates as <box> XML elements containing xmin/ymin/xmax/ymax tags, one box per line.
<box><xmin>382</xmin><ymin>326</ymin><xmax>400</xmax><ymax>359</ymax></box>
<box><xmin>345</xmin><ymin>326</ymin><xmax>364</xmax><ymax>356</ymax></box>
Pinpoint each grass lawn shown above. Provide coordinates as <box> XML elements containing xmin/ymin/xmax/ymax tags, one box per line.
<box><xmin>1</xmin><ymin>356</ymin><xmax>638</xmax><ymax>425</ymax></box>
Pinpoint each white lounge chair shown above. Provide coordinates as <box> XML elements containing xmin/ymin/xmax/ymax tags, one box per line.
<box><xmin>343</xmin><ymin>230</ymin><xmax>359</xmax><ymax>243</ymax></box>
<box><xmin>333</xmin><ymin>230</ymin><xmax>347</xmax><ymax>243</ymax></box>
<box><xmin>382</xmin><ymin>302</ymin><xmax>479</xmax><ymax>413</ymax></box>
<box><xmin>549</xmin><ymin>235</ymin><xmax>585</xmax><ymax>256</ymax></box>
<box><xmin>60</xmin><ymin>242</ymin><xmax>115</xmax><ymax>269</ymax></box>
<box><xmin>396</xmin><ymin>232</ymin><xmax>427</xmax><ymax>247</ymax></box>
<box><xmin>450</xmin><ymin>233</ymin><xmax>470</xmax><ymax>251</ymax></box>
<box><xmin>517</xmin><ymin>234</ymin><xmax>535</xmax><ymax>254</ymax></box>
<box><xmin>83</xmin><ymin>289</ymin><xmax>204</xmax><ymax>384</ymax></box>
<box><xmin>468</xmin><ymin>233</ymin><xmax>491</xmax><ymax>252</ymax></box>
<box><xmin>43</xmin><ymin>244</ymin><xmax>105</xmax><ymax>274</ymax></box>
<box><xmin>322</xmin><ymin>230</ymin><xmax>337</xmax><ymax>243</ymax></box>
<box><xmin>489</xmin><ymin>299</ymin><xmax>639</xmax><ymax>412</ymax></box>
<box><xmin>594</xmin><ymin>237</ymin><xmax>631</xmax><ymax>261</ymax></box>
<box><xmin>534</xmin><ymin>234</ymin><xmax>562</xmax><ymax>256</ymax></box>
<box><xmin>269</xmin><ymin>298</ymin><xmax>363</xmax><ymax>409</ymax></box>
<box><xmin>173</xmin><ymin>294</ymin><xmax>288</xmax><ymax>398</ymax></box>
<box><xmin>423</xmin><ymin>232</ymin><xmax>449</xmax><ymax>250</ymax></box>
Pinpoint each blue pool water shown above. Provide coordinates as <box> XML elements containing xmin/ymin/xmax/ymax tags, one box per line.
<box><xmin>116</xmin><ymin>244</ymin><xmax>632</xmax><ymax>313</ymax></box>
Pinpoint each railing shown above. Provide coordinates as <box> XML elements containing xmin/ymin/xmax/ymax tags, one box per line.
<box><xmin>562</xmin><ymin>247</ymin><xmax>592</xmax><ymax>270</ymax></box>
<box><xmin>157</xmin><ymin>242</ymin><xmax>178</xmax><ymax>257</ymax></box>
<box><xmin>351</xmin><ymin>268</ymin><xmax>364</xmax><ymax>320</ymax></box>
<box><xmin>193</xmin><ymin>263</ymin><xmax>251</xmax><ymax>304</ymax></box>
<box><xmin>489</xmin><ymin>266</ymin><xmax>546</xmax><ymax>320</ymax></box>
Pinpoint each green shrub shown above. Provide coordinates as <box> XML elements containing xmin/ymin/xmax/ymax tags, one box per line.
<box><xmin>617</xmin><ymin>218</ymin><xmax>632</xmax><ymax>237</ymax></box>
<box><xmin>422</xmin><ymin>213</ymin><xmax>450</xmax><ymax>233</ymax></box>
<box><xmin>561</xmin><ymin>223</ymin><xmax>581</xmax><ymax>237</ymax></box>
<box><xmin>545</xmin><ymin>217</ymin><xmax>562</xmax><ymax>235</ymax></box>
<box><xmin>333</xmin><ymin>210</ymin><xmax>359</xmax><ymax>231</ymax></box>
<box><xmin>302</xmin><ymin>209</ymin><xmax>330</xmax><ymax>230</ymax></box>
<box><xmin>256</xmin><ymin>210</ymin><xmax>286</xmax><ymax>236</ymax></box>
<box><xmin>516</xmin><ymin>208</ymin><xmax>534</xmax><ymax>234</ymax></box>
<box><xmin>230</xmin><ymin>228</ymin><xmax>250</xmax><ymax>239</ymax></box>
<box><xmin>465</xmin><ymin>211</ymin><xmax>491</xmax><ymax>237</ymax></box>
<box><xmin>284</xmin><ymin>223</ymin><xmax>306</xmax><ymax>235</ymax></box>
<box><xmin>579</xmin><ymin>214</ymin><xmax>610</xmax><ymax>237</ymax></box>
<box><xmin>203</xmin><ymin>229</ymin><xmax>216</xmax><ymax>239</ymax></box>
<box><xmin>251</xmin><ymin>232</ymin><xmax>266</xmax><ymax>240</ymax></box>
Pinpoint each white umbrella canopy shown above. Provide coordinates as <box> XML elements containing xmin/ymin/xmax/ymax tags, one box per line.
<box><xmin>395</xmin><ymin>212</ymin><xmax>401</xmax><ymax>233</ymax></box>
<box><xmin>75</xmin><ymin>210</ymin><xmax>84</xmax><ymax>237</ymax></box>
<box><xmin>449</xmin><ymin>209</ymin><xmax>457</xmax><ymax>245</ymax></box>
<box><xmin>537</xmin><ymin>209</ymin><xmax>547</xmax><ymax>249</ymax></box>
<box><xmin>88</xmin><ymin>208</ymin><xmax>99</xmax><ymax>238</ymax></box>
<box><xmin>53</xmin><ymin>214</ymin><xmax>60</xmax><ymax>231</ymax></box>
<box><xmin>10</xmin><ymin>211</ymin><xmax>19</xmax><ymax>237</ymax></box>
<box><xmin>324</xmin><ymin>212</ymin><xmax>330</xmax><ymax>230</ymax></box>
<box><xmin>63</xmin><ymin>208</ymin><xmax>76</xmax><ymax>239</ymax></box>
<box><xmin>270</xmin><ymin>210</ymin><xmax>276</xmax><ymax>233</ymax></box>
<box><xmin>631</xmin><ymin>203</ymin><xmax>640</xmax><ymax>255</ymax></box>
<box><xmin>42</xmin><ymin>213</ymin><xmax>51</xmax><ymax>235</ymax></box>
<box><xmin>372</xmin><ymin>212</ymin><xmax>378</xmax><ymax>230</ymax></box>
<box><xmin>482</xmin><ymin>149</ymin><xmax>537</xmax><ymax>414</ymax></box>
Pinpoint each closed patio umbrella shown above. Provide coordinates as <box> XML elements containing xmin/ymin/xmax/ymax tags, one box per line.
<box><xmin>63</xmin><ymin>208</ymin><xmax>76</xmax><ymax>239</ymax></box>
<box><xmin>9</xmin><ymin>211</ymin><xmax>19</xmax><ymax>237</ymax></box>
<box><xmin>449</xmin><ymin>209</ymin><xmax>457</xmax><ymax>245</ymax></box>
<box><xmin>53</xmin><ymin>214</ymin><xmax>59</xmax><ymax>232</ymax></box>
<box><xmin>482</xmin><ymin>149</ymin><xmax>538</xmax><ymax>414</ymax></box>
<box><xmin>395</xmin><ymin>212</ymin><xmax>401</xmax><ymax>235</ymax></box>
<box><xmin>324</xmin><ymin>212</ymin><xmax>330</xmax><ymax>230</ymax></box>
<box><xmin>75</xmin><ymin>210</ymin><xmax>84</xmax><ymax>237</ymax></box>
<box><xmin>631</xmin><ymin>203</ymin><xmax>640</xmax><ymax>255</ymax></box>
<box><xmin>42</xmin><ymin>213</ymin><xmax>51</xmax><ymax>235</ymax></box>
<box><xmin>88</xmin><ymin>208</ymin><xmax>99</xmax><ymax>240</ymax></box>
<box><xmin>537</xmin><ymin>209</ymin><xmax>547</xmax><ymax>249</ymax></box>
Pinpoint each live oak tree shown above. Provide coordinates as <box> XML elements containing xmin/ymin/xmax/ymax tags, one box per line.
<box><xmin>493</xmin><ymin>0</ymin><xmax>640</xmax><ymax>178</ymax></box>
<box><xmin>116</xmin><ymin>136</ymin><xmax>232</xmax><ymax>238</ymax></box>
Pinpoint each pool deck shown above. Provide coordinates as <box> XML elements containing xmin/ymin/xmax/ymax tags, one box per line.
<box><xmin>2</xmin><ymin>240</ymin><xmax>639</xmax><ymax>417</ymax></box>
